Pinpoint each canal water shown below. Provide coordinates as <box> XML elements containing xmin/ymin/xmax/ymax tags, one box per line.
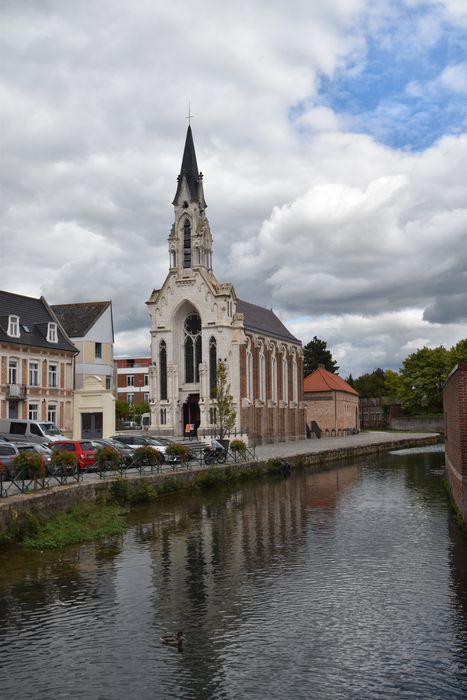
<box><xmin>0</xmin><ymin>446</ymin><xmax>466</xmax><ymax>699</ymax></box>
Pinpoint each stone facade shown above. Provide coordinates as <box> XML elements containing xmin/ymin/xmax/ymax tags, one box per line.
<box><xmin>443</xmin><ymin>362</ymin><xmax>467</xmax><ymax>523</ymax></box>
<box><xmin>146</xmin><ymin>127</ymin><xmax>304</xmax><ymax>444</ymax></box>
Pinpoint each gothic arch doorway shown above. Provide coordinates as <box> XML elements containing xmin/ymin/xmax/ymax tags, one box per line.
<box><xmin>183</xmin><ymin>393</ymin><xmax>200</xmax><ymax>437</ymax></box>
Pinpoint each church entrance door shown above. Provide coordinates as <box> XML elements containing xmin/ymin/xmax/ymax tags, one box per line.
<box><xmin>183</xmin><ymin>394</ymin><xmax>200</xmax><ymax>438</ymax></box>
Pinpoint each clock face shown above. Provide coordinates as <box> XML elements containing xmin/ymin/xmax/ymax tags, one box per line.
<box><xmin>184</xmin><ymin>313</ymin><xmax>201</xmax><ymax>336</ymax></box>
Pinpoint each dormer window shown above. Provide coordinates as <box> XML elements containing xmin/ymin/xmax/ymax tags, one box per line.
<box><xmin>47</xmin><ymin>322</ymin><xmax>58</xmax><ymax>343</ymax></box>
<box><xmin>7</xmin><ymin>315</ymin><xmax>20</xmax><ymax>338</ymax></box>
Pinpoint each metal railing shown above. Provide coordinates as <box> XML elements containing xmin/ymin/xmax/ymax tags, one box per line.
<box><xmin>0</xmin><ymin>446</ymin><xmax>257</xmax><ymax>495</ymax></box>
<box><xmin>0</xmin><ymin>466</ymin><xmax>82</xmax><ymax>497</ymax></box>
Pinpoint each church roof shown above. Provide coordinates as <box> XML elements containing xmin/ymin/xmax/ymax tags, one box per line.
<box><xmin>236</xmin><ymin>299</ymin><xmax>300</xmax><ymax>344</ymax></box>
<box><xmin>51</xmin><ymin>301</ymin><xmax>111</xmax><ymax>338</ymax></box>
<box><xmin>304</xmin><ymin>366</ymin><xmax>359</xmax><ymax>395</ymax></box>
<box><xmin>173</xmin><ymin>125</ymin><xmax>203</xmax><ymax>204</ymax></box>
<box><xmin>0</xmin><ymin>290</ymin><xmax>77</xmax><ymax>353</ymax></box>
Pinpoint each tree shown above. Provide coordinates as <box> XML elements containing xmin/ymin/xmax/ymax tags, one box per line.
<box><xmin>213</xmin><ymin>360</ymin><xmax>236</xmax><ymax>440</ymax></box>
<box><xmin>352</xmin><ymin>368</ymin><xmax>386</xmax><ymax>398</ymax></box>
<box><xmin>133</xmin><ymin>402</ymin><xmax>150</xmax><ymax>424</ymax></box>
<box><xmin>115</xmin><ymin>400</ymin><xmax>130</xmax><ymax>423</ymax></box>
<box><xmin>303</xmin><ymin>336</ymin><xmax>339</xmax><ymax>376</ymax></box>
<box><xmin>449</xmin><ymin>338</ymin><xmax>467</xmax><ymax>370</ymax></box>
<box><xmin>383</xmin><ymin>369</ymin><xmax>403</xmax><ymax>401</ymax></box>
<box><xmin>398</xmin><ymin>346</ymin><xmax>451</xmax><ymax>414</ymax></box>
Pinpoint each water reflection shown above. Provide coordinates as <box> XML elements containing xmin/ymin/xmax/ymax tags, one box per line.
<box><xmin>0</xmin><ymin>450</ymin><xmax>466</xmax><ymax>699</ymax></box>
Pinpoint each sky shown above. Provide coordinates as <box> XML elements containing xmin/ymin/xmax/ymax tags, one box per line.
<box><xmin>2</xmin><ymin>0</ymin><xmax>467</xmax><ymax>378</ymax></box>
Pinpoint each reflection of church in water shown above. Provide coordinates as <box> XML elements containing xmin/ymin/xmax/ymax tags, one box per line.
<box><xmin>147</xmin><ymin>126</ymin><xmax>304</xmax><ymax>443</ymax></box>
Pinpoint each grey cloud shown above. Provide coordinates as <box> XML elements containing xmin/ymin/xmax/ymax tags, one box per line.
<box><xmin>2</xmin><ymin>0</ymin><xmax>467</xmax><ymax>377</ymax></box>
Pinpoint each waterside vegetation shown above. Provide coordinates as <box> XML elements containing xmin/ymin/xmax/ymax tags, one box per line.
<box><xmin>1</xmin><ymin>459</ymin><xmax>291</xmax><ymax>550</ymax></box>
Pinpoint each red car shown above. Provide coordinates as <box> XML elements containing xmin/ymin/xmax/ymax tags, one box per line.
<box><xmin>49</xmin><ymin>440</ymin><xmax>97</xmax><ymax>472</ymax></box>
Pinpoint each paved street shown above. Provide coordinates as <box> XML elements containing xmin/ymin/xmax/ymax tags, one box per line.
<box><xmin>254</xmin><ymin>430</ymin><xmax>441</xmax><ymax>461</ymax></box>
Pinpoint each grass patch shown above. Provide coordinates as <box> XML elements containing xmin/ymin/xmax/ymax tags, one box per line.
<box><xmin>23</xmin><ymin>502</ymin><xmax>127</xmax><ymax>549</ymax></box>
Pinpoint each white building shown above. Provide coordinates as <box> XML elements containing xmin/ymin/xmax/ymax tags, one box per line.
<box><xmin>146</xmin><ymin>127</ymin><xmax>304</xmax><ymax>444</ymax></box>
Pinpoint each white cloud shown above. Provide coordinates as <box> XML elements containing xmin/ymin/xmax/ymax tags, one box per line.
<box><xmin>1</xmin><ymin>0</ymin><xmax>467</xmax><ymax>377</ymax></box>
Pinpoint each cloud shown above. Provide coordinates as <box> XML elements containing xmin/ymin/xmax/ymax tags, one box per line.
<box><xmin>1</xmin><ymin>0</ymin><xmax>467</xmax><ymax>377</ymax></box>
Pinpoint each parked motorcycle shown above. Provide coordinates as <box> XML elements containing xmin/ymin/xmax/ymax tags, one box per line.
<box><xmin>203</xmin><ymin>439</ymin><xmax>227</xmax><ymax>464</ymax></box>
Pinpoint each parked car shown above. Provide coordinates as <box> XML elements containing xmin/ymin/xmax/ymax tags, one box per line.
<box><xmin>0</xmin><ymin>418</ymin><xmax>64</xmax><ymax>444</ymax></box>
<box><xmin>48</xmin><ymin>440</ymin><xmax>97</xmax><ymax>472</ymax></box>
<box><xmin>15</xmin><ymin>442</ymin><xmax>53</xmax><ymax>472</ymax></box>
<box><xmin>110</xmin><ymin>435</ymin><xmax>166</xmax><ymax>464</ymax></box>
<box><xmin>0</xmin><ymin>442</ymin><xmax>20</xmax><ymax>479</ymax></box>
<box><xmin>91</xmin><ymin>438</ymin><xmax>134</xmax><ymax>467</ymax></box>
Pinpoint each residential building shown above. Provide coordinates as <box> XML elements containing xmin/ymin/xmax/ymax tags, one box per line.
<box><xmin>52</xmin><ymin>301</ymin><xmax>115</xmax><ymax>439</ymax></box>
<box><xmin>146</xmin><ymin>126</ymin><xmax>304</xmax><ymax>443</ymax></box>
<box><xmin>0</xmin><ymin>290</ymin><xmax>77</xmax><ymax>434</ymax></box>
<box><xmin>115</xmin><ymin>356</ymin><xmax>151</xmax><ymax>406</ymax></box>
<box><xmin>304</xmin><ymin>366</ymin><xmax>359</xmax><ymax>437</ymax></box>
<box><xmin>443</xmin><ymin>362</ymin><xmax>467</xmax><ymax>523</ymax></box>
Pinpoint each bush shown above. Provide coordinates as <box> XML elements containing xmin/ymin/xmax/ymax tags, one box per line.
<box><xmin>50</xmin><ymin>449</ymin><xmax>78</xmax><ymax>475</ymax></box>
<box><xmin>230</xmin><ymin>439</ymin><xmax>247</xmax><ymax>458</ymax></box>
<box><xmin>133</xmin><ymin>482</ymin><xmax>158</xmax><ymax>503</ymax></box>
<box><xmin>94</xmin><ymin>445</ymin><xmax>121</xmax><ymax>472</ymax></box>
<box><xmin>11</xmin><ymin>452</ymin><xmax>45</xmax><ymax>479</ymax></box>
<box><xmin>110</xmin><ymin>476</ymin><xmax>131</xmax><ymax>504</ymax></box>
<box><xmin>165</xmin><ymin>443</ymin><xmax>190</xmax><ymax>464</ymax></box>
<box><xmin>132</xmin><ymin>446</ymin><xmax>162</xmax><ymax>468</ymax></box>
<box><xmin>195</xmin><ymin>467</ymin><xmax>228</xmax><ymax>489</ymax></box>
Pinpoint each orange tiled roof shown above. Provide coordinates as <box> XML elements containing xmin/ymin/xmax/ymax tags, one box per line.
<box><xmin>304</xmin><ymin>367</ymin><xmax>359</xmax><ymax>396</ymax></box>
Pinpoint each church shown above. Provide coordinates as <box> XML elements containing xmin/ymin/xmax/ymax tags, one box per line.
<box><xmin>146</xmin><ymin>126</ymin><xmax>305</xmax><ymax>444</ymax></box>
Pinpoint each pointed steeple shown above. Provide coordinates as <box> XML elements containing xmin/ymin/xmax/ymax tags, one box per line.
<box><xmin>173</xmin><ymin>125</ymin><xmax>206</xmax><ymax>206</ymax></box>
<box><xmin>169</xmin><ymin>125</ymin><xmax>212</xmax><ymax>271</ymax></box>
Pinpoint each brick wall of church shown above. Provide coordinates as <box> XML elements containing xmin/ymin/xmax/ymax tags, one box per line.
<box><xmin>238</xmin><ymin>332</ymin><xmax>305</xmax><ymax>444</ymax></box>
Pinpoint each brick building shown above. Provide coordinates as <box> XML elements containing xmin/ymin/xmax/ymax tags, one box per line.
<box><xmin>115</xmin><ymin>356</ymin><xmax>151</xmax><ymax>406</ymax></box>
<box><xmin>0</xmin><ymin>290</ymin><xmax>77</xmax><ymax>434</ymax></box>
<box><xmin>443</xmin><ymin>362</ymin><xmax>467</xmax><ymax>523</ymax></box>
<box><xmin>146</xmin><ymin>126</ymin><xmax>304</xmax><ymax>443</ymax></box>
<box><xmin>304</xmin><ymin>366</ymin><xmax>359</xmax><ymax>437</ymax></box>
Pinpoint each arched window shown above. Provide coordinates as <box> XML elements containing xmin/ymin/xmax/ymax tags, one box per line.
<box><xmin>184</xmin><ymin>312</ymin><xmax>201</xmax><ymax>383</ymax></box>
<box><xmin>209</xmin><ymin>336</ymin><xmax>217</xmax><ymax>398</ymax></box>
<box><xmin>159</xmin><ymin>340</ymin><xmax>167</xmax><ymax>400</ymax></box>
<box><xmin>259</xmin><ymin>343</ymin><xmax>266</xmax><ymax>402</ymax></box>
<box><xmin>271</xmin><ymin>354</ymin><xmax>277</xmax><ymax>403</ymax></box>
<box><xmin>246</xmin><ymin>342</ymin><xmax>253</xmax><ymax>401</ymax></box>
<box><xmin>282</xmin><ymin>354</ymin><xmax>288</xmax><ymax>403</ymax></box>
<box><xmin>183</xmin><ymin>219</ymin><xmax>191</xmax><ymax>268</ymax></box>
<box><xmin>292</xmin><ymin>354</ymin><xmax>298</xmax><ymax>403</ymax></box>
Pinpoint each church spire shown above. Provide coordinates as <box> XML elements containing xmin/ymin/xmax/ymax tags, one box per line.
<box><xmin>172</xmin><ymin>125</ymin><xmax>206</xmax><ymax>207</ymax></box>
<box><xmin>169</xmin><ymin>125</ymin><xmax>212</xmax><ymax>272</ymax></box>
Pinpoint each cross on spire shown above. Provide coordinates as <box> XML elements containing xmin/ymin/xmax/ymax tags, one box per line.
<box><xmin>186</xmin><ymin>102</ymin><xmax>194</xmax><ymax>125</ymax></box>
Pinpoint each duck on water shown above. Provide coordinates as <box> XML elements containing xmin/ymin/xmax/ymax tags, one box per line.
<box><xmin>161</xmin><ymin>631</ymin><xmax>185</xmax><ymax>649</ymax></box>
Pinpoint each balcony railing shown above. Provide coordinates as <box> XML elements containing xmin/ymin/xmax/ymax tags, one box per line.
<box><xmin>6</xmin><ymin>384</ymin><xmax>26</xmax><ymax>400</ymax></box>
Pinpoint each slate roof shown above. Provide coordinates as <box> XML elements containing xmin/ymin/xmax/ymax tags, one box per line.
<box><xmin>236</xmin><ymin>299</ymin><xmax>300</xmax><ymax>344</ymax></box>
<box><xmin>304</xmin><ymin>366</ymin><xmax>359</xmax><ymax>396</ymax></box>
<box><xmin>51</xmin><ymin>301</ymin><xmax>111</xmax><ymax>338</ymax></box>
<box><xmin>173</xmin><ymin>125</ymin><xmax>203</xmax><ymax>204</ymax></box>
<box><xmin>0</xmin><ymin>290</ymin><xmax>77</xmax><ymax>353</ymax></box>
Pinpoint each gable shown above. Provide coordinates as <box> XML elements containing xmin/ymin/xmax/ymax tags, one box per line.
<box><xmin>52</xmin><ymin>301</ymin><xmax>112</xmax><ymax>338</ymax></box>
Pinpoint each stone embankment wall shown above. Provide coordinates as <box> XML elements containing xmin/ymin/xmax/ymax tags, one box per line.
<box><xmin>0</xmin><ymin>435</ymin><xmax>441</xmax><ymax>536</ymax></box>
<box><xmin>389</xmin><ymin>416</ymin><xmax>444</xmax><ymax>433</ymax></box>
